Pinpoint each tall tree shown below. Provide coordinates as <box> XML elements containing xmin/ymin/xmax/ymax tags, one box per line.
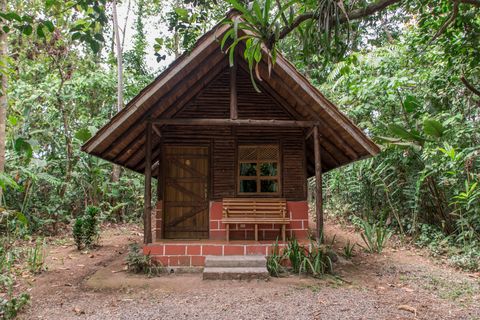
<box><xmin>0</xmin><ymin>0</ymin><xmax>7</xmax><ymax>202</ymax></box>
<box><xmin>111</xmin><ymin>0</ymin><xmax>124</xmax><ymax>184</ymax></box>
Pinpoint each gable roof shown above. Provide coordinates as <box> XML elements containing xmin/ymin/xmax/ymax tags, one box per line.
<box><xmin>81</xmin><ymin>14</ymin><xmax>380</xmax><ymax>175</ymax></box>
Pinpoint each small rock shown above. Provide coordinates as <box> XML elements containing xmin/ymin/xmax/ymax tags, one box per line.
<box><xmin>73</xmin><ymin>307</ymin><xmax>85</xmax><ymax>315</ymax></box>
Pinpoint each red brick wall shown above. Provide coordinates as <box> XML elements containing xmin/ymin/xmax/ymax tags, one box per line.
<box><xmin>143</xmin><ymin>242</ymin><xmax>292</xmax><ymax>267</ymax></box>
<box><xmin>209</xmin><ymin>201</ymin><xmax>310</xmax><ymax>241</ymax></box>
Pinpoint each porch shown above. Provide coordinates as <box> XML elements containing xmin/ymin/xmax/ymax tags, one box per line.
<box><xmin>145</xmin><ymin>200</ymin><xmax>311</xmax><ymax>267</ymax></box>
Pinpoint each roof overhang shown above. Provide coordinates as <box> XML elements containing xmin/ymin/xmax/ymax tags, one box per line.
<box><xmin>82</xmin><ymin>14</ymin><xmax>380</xmax><ymax>175</ymax></box>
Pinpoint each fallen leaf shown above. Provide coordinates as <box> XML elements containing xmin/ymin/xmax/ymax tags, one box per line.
<box><xmin>398</xmin><ymin>304</ymin><xmax>417</xmax><ymax>315</ymax></box>
<box><xmin>403</xmin><ymin>287</ymin><xmax>415</xmax><ymax>292</ymax></box>
<box><xmin>111</xmin><ymin>269</ymin><xmax>125</xmax><ymax>273</ymax></box>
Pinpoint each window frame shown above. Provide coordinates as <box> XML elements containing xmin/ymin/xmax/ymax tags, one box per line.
<box><xmin>237</xmin><ymin>144</ymin><xmax>281</xmax><ymax>196</ymax></box>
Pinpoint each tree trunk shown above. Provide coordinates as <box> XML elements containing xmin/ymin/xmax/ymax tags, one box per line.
<box><xmin>111</xmin><ymin>0</ymin><xmax>124</xmax><ymax>185</ymax></box>
<box><xmin>111</xmin><ymin>0</ymin><xmax>124</xmax><ymax>219</ymax></box>
<box><xmin>0</xmin><ymin>0</ymin><xmax>8</xmax><ymax>203</ymax></box>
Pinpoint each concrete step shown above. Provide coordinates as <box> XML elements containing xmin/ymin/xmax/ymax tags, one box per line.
<box><xmin>205</xmin><ymin>255</ymin><xmax>266</xmax><ymax>268</ymax></box>
<box><xmin>203</xmin><ymin>267</ymin><xmax>269</xmax><ymax>280</ymax></box>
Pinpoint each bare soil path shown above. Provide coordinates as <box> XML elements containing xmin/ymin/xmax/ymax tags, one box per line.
<box><xmin>19</xmin><ymin>221</ymin><xmax>480</xmax><ymax>320</ymax></box>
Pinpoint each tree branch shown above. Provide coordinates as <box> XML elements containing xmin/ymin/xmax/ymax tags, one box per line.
<box><xmin>458</xmin><ymin>0</ymin><xmax>480</xmax><ymax>7</ymax></box>
<box><xmin>270</xmin><ymin>0</ymin><xmax>402</xmax><ymax>45</ymax></box>
<box><xmin>461</xmin><ymin>75</ymin><xmax>480</xmax><ymax>97</ymax></box>
<box><xmin>429</xmin><ymin>1</ymin><xmax>459</xmax><ymax>45</ymax></box>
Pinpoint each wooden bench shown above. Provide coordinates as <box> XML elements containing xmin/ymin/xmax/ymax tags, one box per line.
<box><xmin>222</xmin><ymin>198</ymin><xmax>289</xmax><ymax>242</ymax></box>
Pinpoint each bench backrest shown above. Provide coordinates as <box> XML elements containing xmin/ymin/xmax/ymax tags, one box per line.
<box><xmin>222</xmin><ymin>198</ymin><xmax>287</xmax><ymax>219</ymax></box>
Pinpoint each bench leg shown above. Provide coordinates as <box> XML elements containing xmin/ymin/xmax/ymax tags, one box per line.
<box><xmin>255</xmin><ymin>224</ymin><xmax>258</xmax><ymax>241</ymax></box>
<box><xmin>282</xmin><ymin>225</ymin><xmax>286</xmax><ymax>242</ymax></box>
<box><xmin>226</xmin><ymin>224</ymin><xmax>229</xmax><ymax>242</ymax></box>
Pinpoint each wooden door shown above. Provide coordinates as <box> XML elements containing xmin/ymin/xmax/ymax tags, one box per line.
<box><xmin>163</xmin><ymin>146</ymin><xmax>209</xmax><ymax>239</ymax></box>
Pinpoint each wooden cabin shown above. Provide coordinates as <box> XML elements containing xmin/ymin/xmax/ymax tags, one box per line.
<box><xmin>81</xmin><ymin>14</ymin><xmax>379</xmax><ymax>267</ymax></box>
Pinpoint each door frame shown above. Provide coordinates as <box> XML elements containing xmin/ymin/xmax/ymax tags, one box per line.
<box><xmin>162</xmin><ymin>143</ymin><xmax>211</xmax><ymax>239</ymax></box>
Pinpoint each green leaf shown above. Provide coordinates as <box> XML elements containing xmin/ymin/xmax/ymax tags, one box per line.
<box><xmin>16</xmin><ymin>212</ymin><xmax>28</xmax><ymax>226</ymax></box>
<box><xmin>0</xmin><ymin>172</ymin><xmax>19</xmax><ymax>191</ymax></box>
<box><xmin>71</xmin><ymin>32</ymin><xmax>82</xmax><ymax>41</ymax></box>
<box><xmin>45</xmin><ymin>0</ymin><xmax>56</xmax><ymax>9</ymax></box>
<box><xmin>7</xmin><ymin>115</ymin><xmax>18</xmax><ymax>126</ymax></box>
<box><xmin>22</xmin><ymin>15</ymin><xmax>33</xmax><ymax>23</ymax></box>
<box><xmin>403</xmin><ymin>95</ymin><xmax>420</xmax><ymax>113</ymax></box>
<box><xmin>423</xmin><ymin>119</ymin><xmax>444</xmax><ymax>138</ymax></box>
<box><xmin>6</xmin><ymin>12</ymin><xmax>22</xmax><ymax>22</ymax></box>
<box><xmin>174</xmin><ymin>7</ymin><xmax>188</xmax><ymax>21</ymax></box>
<box><xmin>14</xmin><ymin>137</ymin><xmax>33</xmax><ymax>159</ymax></box>
<box><xmin>388</xmin><ymin>123</ymin><xmax>424</xmax><ymax>142</ymax></box>
<box><xmin>22</xmin><ymin>25</ymin><xmax>33</xmax><ymax>36</ymax></box>
<box><xmin>93</xmin><ymin>33</ymin><xmax>104</xmax><ymax>42</ymax></box>
<box><xmin>75</xmin><ymin>128</ymin><xmax>92</xmax><ymax>142</ymax></box>
<box><xmin>37</xmin><ymin>24</ymin><xmax>45</xmax><ymax>38</ymax></box>
<box><xmin>89</xmin><ymin>39</ymin><xmax>100</xmax><ymax>53</ymax></box>
<box><xmin>2</xmin><ymin>25</ymin><xmax>10</xmax><ymax>33</ymax></box>
<box><xmin>44</xmin><ymin>20</ymin><xmax>55</xmax><ymax>32</ymax></box>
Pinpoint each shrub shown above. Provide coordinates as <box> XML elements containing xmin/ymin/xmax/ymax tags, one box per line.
<box><xmin>26</xmin><ymin>239</ymin><xmax>47</xmax><ymax>274</ymax></box>
<box><xmin>359</xmin><ymin>219</ymin><xmax>392</xmax><ymax>253</ymax></box>
<box><xmin>72</xmin><ymin>218</ymin><xmax>84</xmax><ymax>250</ymax></box>
<box><xmin>449</xmin><ymin>246</ymin><xmax>480</xmax><ymax>272</ymax></box>
<box><xmin>72</xmin><ymin>206</ymin><xmax>100</xmax><ymax>250</ymax></box>
<box><xmin>126</xmin><ymin>244</ymin><xmax>164</xmax><ymax>276</ymax></box>
<box><xmin>0</xmin><ymin>275</ymin><xmax>30</xmax><ymax>320</ymax></box>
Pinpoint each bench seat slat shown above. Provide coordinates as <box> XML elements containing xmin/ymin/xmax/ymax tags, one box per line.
<box><xmin>222</xmin><ymin>198</ymin><xmax>289</xmax><ymax>241</ymax></box>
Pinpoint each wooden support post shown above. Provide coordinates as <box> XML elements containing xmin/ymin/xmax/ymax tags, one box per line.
<box><xmin>144</xmin><ymin>121</ymin><xmax>153</xmax><ymax>244</ymax></box>
<box><xmin>313</xmin><ymin>126</ymin><xmax>323</xmax><ymax>242</ymax></box>
<box><xmin>230</xmin><ymin>56</ymin><xmax>238</xmax><ymax>120</ymax></box>
<box><xmin>156</xmin><ymin>138</ymin><xmax>164</xmax><ymax>240</ymax></box>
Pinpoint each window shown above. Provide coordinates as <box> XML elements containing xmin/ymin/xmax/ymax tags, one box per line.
<box><xmin>238</xmin><ymin>145</ymin><xmax>280</xmax><ymax>194</ymax></box>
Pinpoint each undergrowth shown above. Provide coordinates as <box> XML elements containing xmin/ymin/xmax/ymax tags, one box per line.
<box><xmin>73</xmin><ymin>206</ymin><xmax>101</xmax><ymax>250</ymax></box>
<box><xmin>267</xmin><ymin>237</ymin><xmax>333</xmax><ymax>278</ymax></box>
<box><xmin>126</xmin><ymin>243</ymin><xmax>164</xmax><ymax>276</ymax></box>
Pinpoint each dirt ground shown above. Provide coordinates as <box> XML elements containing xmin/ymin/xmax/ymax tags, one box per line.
<box><xmin>18</xmin><ymin>221</ymin><xmax>480</xmax><ymax>320</ymax></box>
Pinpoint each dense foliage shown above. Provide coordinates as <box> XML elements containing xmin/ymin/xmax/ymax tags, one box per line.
<box><xmin>317</xmin><ymin>14</ymin><xmax>480</xmax><ymax>269</ymax></box>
